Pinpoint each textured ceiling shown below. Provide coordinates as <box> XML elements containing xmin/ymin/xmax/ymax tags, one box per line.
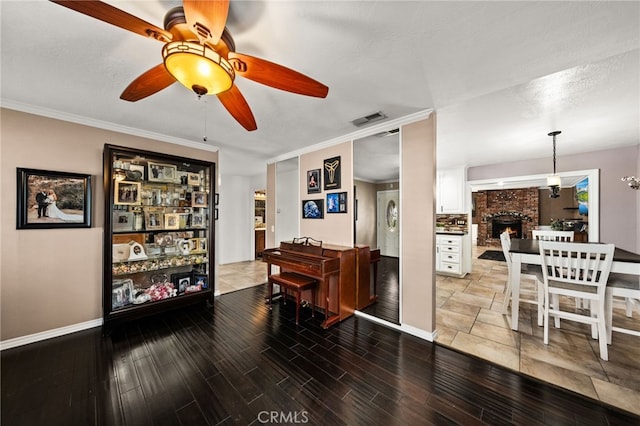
<box><xmin>2</xmin><ymin>1</ymin><xmax>638</xmax><ymax>180</ymax></box>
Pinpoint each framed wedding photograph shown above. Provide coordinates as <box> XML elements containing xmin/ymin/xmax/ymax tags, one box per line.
<box><xmin>307</xmin><ymin>169</ymin><xmax>321</xmax><ymax>193</ymax></box>
<box><xmin>144</xmin><ymin>210</ymin><xmax>163</xmax><ymax>230</ymax></box>
<box><xmin>147</xmin><ymin>162</ymin><xmax>178</xmax><ymax>183</ymax></box>
<box><xmin>163</xmin><ymin>213</ymin><xmax>180</xmax><ymax>230</ymax></box>
<box><xmin>114</xmin><ymin>181</ymin><xmax>141</xmax><ymax>205</ymax></box>
<box><xmin>16</xmin><ymin>168</ymin><xmax>92</xmax><ymax>229</ymax></box>
<box><xmin>192</xmin><ymin>191</ymin><xmax>208</xmax><ymax>208</ymax></box>
<box><xmin>302</xmin><ymin>199</ymin><xmax>324</xmax><ymax>219</ymax></box>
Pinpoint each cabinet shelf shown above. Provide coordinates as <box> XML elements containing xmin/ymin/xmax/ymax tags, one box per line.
<box><xmin>104</xmin><ymin>144</ymin><xmax>215</xmax><ymax>329</ymax></box>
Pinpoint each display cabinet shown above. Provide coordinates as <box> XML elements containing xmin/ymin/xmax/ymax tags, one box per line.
<box><xmin>103</xmin><ymin>144</ymin><xmax>215</xmax><ymax>328</ymax></box>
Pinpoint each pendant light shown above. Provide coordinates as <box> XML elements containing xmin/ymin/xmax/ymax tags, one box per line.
<box><xmin>547</xmin><ymin>131</ymin><xmax>561</xmax><ymax>198</ymax></box>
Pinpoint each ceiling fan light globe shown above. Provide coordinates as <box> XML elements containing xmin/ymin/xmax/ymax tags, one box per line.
<box><xmin>162</xmin><ymin>41</ymin><xmax>234</xmax><ymax>95</ymax></box>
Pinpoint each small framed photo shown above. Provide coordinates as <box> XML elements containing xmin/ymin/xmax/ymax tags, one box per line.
<box><xmin>187</xmin><ymin>173</ymin><xmax>201</xmax><ymax>186</ymax></box>
<box><xmin>144</xmin><ymin>210</ymin><xmax>163</xmax><ymax>230</ymax></box>
<box><xmin>307</xmin><ymin>169</ymin><xmax>321</xmax><ymax>194</ymax></box>
<box><xmin>190</xmin><ymin>237</ymin><xmax>207</xmax><ymax>253</ymax></box>
<box><xmin>192</xmin><ymin>191</ymin><xmax>208</xmax><ymax>208</ymax></box>
<box><xmin>327</xmin><ymin>192</ymin><xmax>348</xmax><ymax>213</ymax></box>
<box><xmin>125</xmin><ymin>164</ymin><xmax>145</xmax><ymax>181</ymax></box>
<box><xmin>112</xmin><ymin>243</ymin><xmax>131</xmax><ymax>262</ymax></box>
<box><xmin>164</xmin><ymin>213</ymin><xmax>180</xmax><ymax>230</ymax></box>
<box><xmin>191</xmin><ymin>213</ymin><xmax>205</xmax><ymax>228</ymax></box>
<box><xmin>214</xmin><ymin>193</ymin><xmax>219</xmax><ymax>205</ymax></box>
<box><xmin>214</xmin><ymin>208</ymin><xmax>219</xmax><ymax>221</ymax></box>
<box><xmin>114</xmin><ymin>181</ymin><xmax>141</xmax><ymax>205</ymax></box>
<box><xmin>113</xmin><ymin>211</ymin><xmax>134</xmax><ymax>232</ymax></box>
<box><xmin>192</xmin><ymin>273</ymin><xmax>209</xmax><ymax>290</ymax></box>
<box><xmin>302</xmin><ymin>199</ymin><xmax>324</xmax><ymax>219</ymax></box>
<box><xmin>112</xmin><ymin>279</ymin><xmax>134</xmax><ymax>309</ymax></box>
<box><xmin>171</xmin><ymin>272</ymin><xmax>191</xmax><ymax>295</ymax></box>
<box><xmin>148</xmin><ymin>162</ymin><xmax>178</xmax><ymax>183</ymax></box>
<box><xmin>16</xmin><ymin>168</ymin><xmax>92</xmax><ymax>229</ymax></box>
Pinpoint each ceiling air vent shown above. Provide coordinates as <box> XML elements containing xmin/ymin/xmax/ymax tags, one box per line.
<box><xmin>351</xmin><ymin>111</ymin><xmax>387</xmax><ymax>127</ymax></box>
<box><xmin>375</xmin><ymin>128</ymin><xmax>399</xmax><ymax>137</ymax></box>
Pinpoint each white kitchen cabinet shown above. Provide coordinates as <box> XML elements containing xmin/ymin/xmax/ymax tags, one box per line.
<box><xmin>436</xmin><ymin>234</ymin><xmax>467</xmax><ymax>277</ymax></box>
<box><xmin>437</xmin><ymin>168</ymin><xmax>466</xmax><ymax>213</ymax></box>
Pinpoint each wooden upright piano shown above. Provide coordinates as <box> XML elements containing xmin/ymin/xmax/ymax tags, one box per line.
<box><xmin>263</xmin><ymin>240</ymin><xmax>366</xmax><ymax>328</ymax></box>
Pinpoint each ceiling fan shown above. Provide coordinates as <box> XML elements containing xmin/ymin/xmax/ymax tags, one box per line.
<box><xmin>50</xmin><ymin>0</ymin><xmax>329</xmax><ymax>131</ymax></box>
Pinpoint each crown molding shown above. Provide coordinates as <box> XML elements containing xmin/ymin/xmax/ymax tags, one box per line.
<box><xmin>267</xmin><ymin>109</ymin><xmax>433</xmax><ymax>164</ymax></box>
<box><xmin>1</xmin><ymin>99</ymin><xmax>220</xmax><ymax>153</ymax></box>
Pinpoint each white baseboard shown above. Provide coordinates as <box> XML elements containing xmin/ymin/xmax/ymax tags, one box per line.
<box><xmin>354</xmin><ymin>311</ymin><xmax>437</xmax><ymax>342</ymax></box>
<box><xmin>0</xmin><ymin>318</ymin><xmax>103</xmax><ymax>351</ymax></box>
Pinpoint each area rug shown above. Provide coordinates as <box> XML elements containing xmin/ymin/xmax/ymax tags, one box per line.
<box><xmin>478</xmin><ymin>250</ymin><xmax>506</xmax><ymax>262</ymax></box>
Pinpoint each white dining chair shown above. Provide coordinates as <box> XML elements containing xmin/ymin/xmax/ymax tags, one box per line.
<box><xmin>538</xmin><ymin>240</ymin><xmax>615</xmax><ymax>361</ymax></box>
<box><xmin>605</xmin><ymin>273</ymin><xmax>640</xmax><ymax>343</ymax></box>
<box><xmin>532</xmin><ymin>229</ymin><xmax>575</xmax><ymax>242</ymax></box>
<box><xmin>500</xmin><ymin>231</ymin><xmax>544</xmax><ymax>326</ymax></box>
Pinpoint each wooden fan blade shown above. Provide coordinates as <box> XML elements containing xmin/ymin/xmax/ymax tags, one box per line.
<box><xmin>228</xmin><ymin>52</ymin><xmax>329</xmax><ymax>98</ymax></box>
<box><xmin>50</xmin><ymin>1</ymin><xmax>172</xmax><ymax>42</ymax></box>
<box><xmin>120</xmin><ymin>64</ymin><xmax>176</xmax><ymax>102</ymax></box>
<box><xmin>217</xmin><ymin>85</ymin><xmax>257</xmax><ymax>131</ymax></box>
<box><xmin>183</xmin><ymin>0</ymin><xmax>229</xmax><ymax>44</ymax></box>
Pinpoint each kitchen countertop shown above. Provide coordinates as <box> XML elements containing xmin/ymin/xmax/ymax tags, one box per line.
<box><xmin>436</xmin><ymin>230</ymin><xmax>467</xmax><ymax>235</ymax></box>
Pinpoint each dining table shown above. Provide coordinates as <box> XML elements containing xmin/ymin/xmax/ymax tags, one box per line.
<box><xmin>508</xmin><ymin>239</ymin><xmax>640</xmax><ymax>331</ymax></box>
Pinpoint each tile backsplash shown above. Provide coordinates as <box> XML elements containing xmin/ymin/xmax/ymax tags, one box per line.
<box><xmin>436</xmin><ymin>214</ymin><xmax>469</xmax><ymax>233</ymax></box>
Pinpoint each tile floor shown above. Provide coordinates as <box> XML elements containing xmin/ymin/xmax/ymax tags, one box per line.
<box><xmin>217</xmin><ymin>251</ymin><xmax>640</xmax><ymax>416</ymax></box>
<box><xmin>436</xmin><ymin>245</ymin><xmax>640</xmax><ymax>416</ymax></box>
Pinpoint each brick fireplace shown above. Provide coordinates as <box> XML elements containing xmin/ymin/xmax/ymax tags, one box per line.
<box><xmin>474</xmin><ymin>189</ymin><xmax>539</xmax><ymax>246</ymax></box>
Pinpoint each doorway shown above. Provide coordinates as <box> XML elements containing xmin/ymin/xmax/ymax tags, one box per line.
<box><xmin>353</xmin><ymin>132</ymin><xmax>400</xmax><ymax>324</ymax></box>
<box><xmin>377</xmin><ymin>190</ymin><xmax>399</xmax><ymax>257</ymax></box>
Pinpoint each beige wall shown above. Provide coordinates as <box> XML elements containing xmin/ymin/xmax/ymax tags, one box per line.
<box><xmin>1</xmin><ymin>108</ymin><xmax>218</xmax><ymax>341</ymax></box>
<box><xmin>266</xmin><ymin>162</ymin><xmax>276</xmax><ymax>249</ymax></box>
<box><xmin>354</xmin><ymin>179</ymin><xmax>377</xmax><ymax>248</ymax></box>
<box><xmin>299</xmin><ymin>141</ymin><xmax>353</xmax><ymax>246</ymax></box>
<box><xmin>401</xmin><ymin>115</ymin><xmax>437</xmax><ymax>333</ymax></box>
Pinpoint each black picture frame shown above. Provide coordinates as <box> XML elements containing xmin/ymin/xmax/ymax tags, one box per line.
<box><xmin>214</xmin><ymin>193</ymin><xmax>219</xmax><ymax>205</ymax></box>
<box><xmin>323</xmin><ymin>156</ymin><xmax>341</xmax><ymax>190</ymax></box>
<box><xmin>307</xmin><ymin>169</ymin><xmax>321</xmax><ymax>193</ymax></box>
<box><xmin>171</xmin><ymin>272</ymin><xmax>191</xmax><ymax>295</ymax></box>
<box><xmin>302</xmin><ymin>199</ymin><xmax>324</xmax><ymax>219</ymax></box>
<box><xmin>192</xmin><ymin>273</ymin><xmax>209</xmax><ymax>290</ymax></box>
<box><xmin>327</xmin><ymin>192</ymin><xmax>348</xmax><ymax>213</ymax></box>
<box><xmin>17</xmin><ymin>168</ymin><xmax>92</xmax><ymax>229</ymax></box>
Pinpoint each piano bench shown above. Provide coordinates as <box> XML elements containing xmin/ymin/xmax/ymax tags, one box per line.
<box><xmin>268</xmin><ymin>272</ymin><xmax>317</xmax><ymax>325</ymax></box>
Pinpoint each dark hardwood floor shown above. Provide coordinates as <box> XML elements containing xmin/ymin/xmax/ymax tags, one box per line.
<box><xmin>2</xmin><ymin>284</ymin><xmax>637</xmax><ymax>425</ymax></box>
<box><xmin>360</xmin><ymin>256</ymin><xmax>399</xmax><ymax>324</ymax></box>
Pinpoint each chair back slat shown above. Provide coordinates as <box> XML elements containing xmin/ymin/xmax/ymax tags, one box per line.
<box><xmin>532</xmin><ymin>230</ymin><xmax>575</xmax><ymax>242</ymax></box>
<box><xmin>539</xmin><ymin>241</ymin><xmax>614</xmax><ymax>292</ymax></box>
<box><xmin>500</xmin><ymin>231</ymin><xmax>512</xmax><ymax>274</ymax></box>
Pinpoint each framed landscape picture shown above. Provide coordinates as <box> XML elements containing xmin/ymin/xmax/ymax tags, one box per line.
<box><xmin>16</xmin><ymin>168</ymin><xmax>92</xmax><ymax>229</ymax></box>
